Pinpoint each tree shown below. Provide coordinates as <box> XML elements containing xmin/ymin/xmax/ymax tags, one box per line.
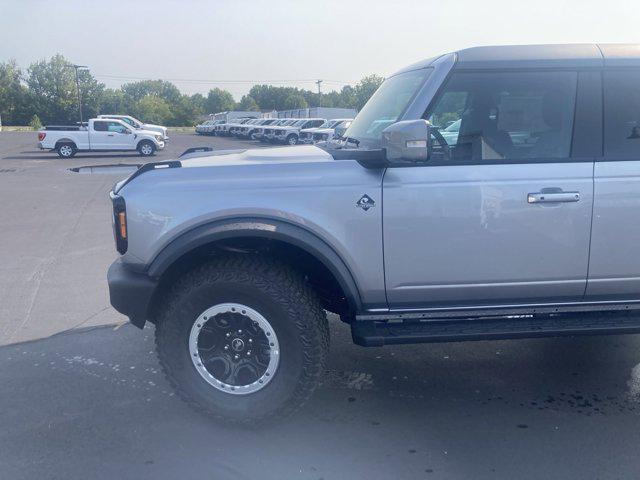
<box><xmin>236</xmin><ymin>94</ymin><xmax>259</xmax><ymax>111</ymax></box>
<box><xmin>99</xmin><ymin>88</ymin><xmax>127</xmax><ymax>115</ymax></box>
<box><xmin>0</xmin><ymin>60</ymin><xmax>30</xmax><ymax>125</ymax></box>
<box><xmin>354</xmin><ymin>74</ymin><xmax>384</xmax><ymax>110</ymax></box>
<box><xmin>171</xmin><ymin>94</ymin><xmax>204</xmax><ymax>126</ymax></box>
<box><xmin>25</xmin><ymin>54</ymin><xmax>104</xmax><ymax>124</ymax></box>
<box><xmin>121</xmin><ymin>79</ymin><xmax>181</xmax><ymax>104</ymax></box>
<box><xmin>204</xmin><ymin>88</ymin><xmax>235</xmax><ymax>114</ymax></box>
<box><xmin>132</xmin><ymin>95</ymin><xmax>172</xmax><ymax>125</ymax></box>
<box><xmin>282</xmin><ymin>93</ymin><xmax>308</xmax><ymax>110</ymax></box>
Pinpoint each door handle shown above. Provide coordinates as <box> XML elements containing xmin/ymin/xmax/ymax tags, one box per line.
<box><xmin>107</xmin><ymin>134</ymin><xmax>114</xmax><ymax>137</ymax></box>
<box><xmin>527</xmin><ymin>190</ymin><xmax>580</xmax><ymax>204</ymax></box>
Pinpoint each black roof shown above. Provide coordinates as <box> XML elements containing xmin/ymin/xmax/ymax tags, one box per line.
<box><xmin>400</xmin><ymin>44</ymin><xmax>640</xmax><ymax>73</ymax></box>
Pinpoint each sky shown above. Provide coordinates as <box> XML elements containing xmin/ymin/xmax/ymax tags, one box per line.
<box><xmin>1</xmin><ymin>0</ymin><xmax>639</xmax><ymax>100</ymax></box>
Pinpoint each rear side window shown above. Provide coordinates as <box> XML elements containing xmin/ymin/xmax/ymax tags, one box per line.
<box><xmin>604</xmin><ymin>70</ymin><xmax>640</xmax><ymax>159</ymax></box>
<box><xmin>93</xmin><ymin>121</ymin><xmax>108</xmax><ymax>131</ymax></box>
<box><xmin>426</xmin><ymin>71</ymin><xmax>578</xmax><ymax>163</ymax></box>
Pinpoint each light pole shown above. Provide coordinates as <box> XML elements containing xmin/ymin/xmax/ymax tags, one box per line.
<box><xmin>67</xmin><ymin>64</ymin><xmax>88</xmax><ymax>124</ymax></box>
<box><xmin>315</xmin><ymin>79</ymin><xmax>323</xmax><ymax>107</ymax></box>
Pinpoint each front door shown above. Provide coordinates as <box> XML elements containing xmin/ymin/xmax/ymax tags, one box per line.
<box><xmin>383</xmin><ymin>69</ymin><xmax>595</xmax><ymax>309</ymax></box>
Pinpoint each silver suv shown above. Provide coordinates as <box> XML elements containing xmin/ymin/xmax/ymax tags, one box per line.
<box><xmin>108</xmin><ymin>44</ymin><xmax>640</xmax><ymax>423</ymax></box>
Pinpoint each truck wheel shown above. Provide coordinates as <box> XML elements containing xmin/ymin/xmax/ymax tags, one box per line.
<box><xmin>286</xmin><ymin>134</ymin><xmax>298</xmax><ymax>146</ymax></box>
<box><xmin>56</xmin><ymin>143</ymin><xmax>77</xmax><ymax>158</ymax></box>
<box><xmin>154</xmin><ymin>254</ymin><xmax>330</xmax><ymax>424</ymax></box>
<box><xmin>137</xmin><ymin>141</ymin><xmax>156</xmax><ymax>157</ymax></box>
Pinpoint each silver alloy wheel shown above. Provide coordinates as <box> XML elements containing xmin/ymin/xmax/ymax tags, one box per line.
<box><xmin>140</xmin><ymin>143</ymin><xmax>153</xmax><ymax>155</ymax></box>
<box><xmin>59</xmin><ymin>145</ymin><xmax>73</xmax><ymax>157</ymax></box>
<box><xmin>189</xmin><ymin>303</ymin><xmax>280</xmax><ymax>395</ymax></box>
<box><xmin>288</xmin><ymin>135</ymin><xmax>297</xmax><ymax>145</ymax></box>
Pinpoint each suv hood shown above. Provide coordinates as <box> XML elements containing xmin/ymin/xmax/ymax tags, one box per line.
<box><xmin>114</xmin><ymin>145</ymin><xmax>336</xmax><ymax>194</ymax></box>
<box><xmin>180</xmin><ymin>145</ymin><xmax>333</xmax><ymax>168</ymax></box>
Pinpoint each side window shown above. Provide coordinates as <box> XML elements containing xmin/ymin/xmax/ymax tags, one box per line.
<box><xmin>93</xmin><ymin>121</ymin><xmax>108</xmax><ymax>132</ymax></box>
<box><xmin>107</xmin><ymin>122</ymin><xmax>128</xmax><ymax>133</ymax></box>
<box><xmin>604</xmin><ymin>70</ymin><xmax>640</xmax><ymax>159</ymax></box>
<box><xmin>426</xmin><ymin>71</ymin><xmax>578</xmax><ymax>163</ymax></box>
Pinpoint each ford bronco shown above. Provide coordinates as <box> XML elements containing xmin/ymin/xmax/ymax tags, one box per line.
<box><xmin>108</xmin><ymin>44</ymin><xmax>640</xmax><ymax>423</ymax></box>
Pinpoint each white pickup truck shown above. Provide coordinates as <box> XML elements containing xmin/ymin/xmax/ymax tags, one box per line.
<box><xmin>38</xmin><ymin>118</ymin><xmax>165</xmax><ymax>158</ymax></box>
<box><xmin>98</xmin><ymin>114</ymin><xmax>169</xmax><ymax>140</ymax></box>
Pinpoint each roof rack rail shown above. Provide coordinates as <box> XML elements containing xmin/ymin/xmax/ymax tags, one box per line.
<box><xmin>179</xmin><ymin>147</ymin><xmax>214</xmax><ymax>158</ymax></box>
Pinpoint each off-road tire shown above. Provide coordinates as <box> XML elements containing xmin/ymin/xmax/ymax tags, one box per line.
<box><xmin>154</xmin><ymin>254</ymin><xmax>330</xmax><ymax>424</ymax></box>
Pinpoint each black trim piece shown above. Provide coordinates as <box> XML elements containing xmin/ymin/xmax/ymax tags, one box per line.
<box><xmin>109</xmin><ymin>192</ymin><xmax>128</xmax><ymax>254</ymax></box>
<box><xmin>107</xmin><ymin>260</ymin><xmax>158</xmax><ymax>329</ymax></box>
<box><xmin>571</xmin><ymin>70</ymin><xmax>603</xmax><ymax>158</ymax></box>
<box><xmin>357</xmin><ymin>300</ymin><xmax>640</xmax><ymax>321</ymax></box>
<box><xmin>113</xmin><ymin>160</ymin><xmax>181</xmax><ymax>194</ymax></box>
<box><xmin>324</xmin><ymin>147</ymin><xmax>388</xmax><ymax>169</ymax></box>
<box><xmin>147</xmin><ymin>218</ymin><xmax>363</xmax><ymax>312</ymax></box>
<box><xmin>179</xmin><ymin>147</ymin><xmax>214</xmax><ymax>157</ymax></box>
<box><xmin>352</xmin><ymin>312</ymin><xmax>640</xmax><ymax>347</ymax></box>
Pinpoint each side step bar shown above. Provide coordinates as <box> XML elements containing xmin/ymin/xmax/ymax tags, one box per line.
<box><xmin>351</xmin><ymin>312</ymin><xmax>640</xmax><ymax>347</ymax></box>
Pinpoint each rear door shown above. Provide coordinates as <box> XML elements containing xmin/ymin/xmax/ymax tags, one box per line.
<box><xmin>586</xmin><ymin>69</ymin><xmax>640</xmax><ymax>300</ymax></box>
<box><xmin>383</xmin><ymin>69</ymin><xmax>596</xmax><ymax>309</ymax></box>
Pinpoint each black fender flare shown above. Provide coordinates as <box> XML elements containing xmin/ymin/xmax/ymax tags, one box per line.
<box><xmin>147</xmin><ymin>217</ymin><xmax>363</xmax><ymax>312</ymax></box>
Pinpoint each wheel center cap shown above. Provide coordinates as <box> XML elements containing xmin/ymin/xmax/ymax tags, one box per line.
<box><xmin>231</xmin><ymin>337</ymin><xmax>245</xmax><ymax>352</ymax></box>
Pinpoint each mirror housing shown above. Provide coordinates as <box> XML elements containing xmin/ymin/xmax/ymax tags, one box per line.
<box><xmin>381</xmin><ymin>119</ymin><xmax>430</xmax><ymax>165</ymax></box>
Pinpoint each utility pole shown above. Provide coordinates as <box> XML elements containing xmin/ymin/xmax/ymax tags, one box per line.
<box><xmin>67</xmin><ymin>64</ymin><xmax>88</xmax><ymax>124</ymax></box>
<box><xmin>315</xmin><ymin>79</ymin><xmax>323</xmax><ymax>107</ymax></box>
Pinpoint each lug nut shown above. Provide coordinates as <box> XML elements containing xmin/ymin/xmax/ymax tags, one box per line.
<box><xmin>224</xmin><ymin>345</ymin><xmax>229</xmax><ymax>350</ymax></box>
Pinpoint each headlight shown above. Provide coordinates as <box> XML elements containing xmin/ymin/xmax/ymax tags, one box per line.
<box><xmin>322</xmin><ymin>134</ymin><xmax>329</xmax><ymax>140</ymax></box>
<box><xmin>155</xmin><ymin>135</ymin><xmax>163</xmax><ymax>142</ymax></box>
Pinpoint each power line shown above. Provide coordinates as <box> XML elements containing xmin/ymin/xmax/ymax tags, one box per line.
<box><xmin>92</xmin><ymin>73</ymin><xmax>356</xmax><ymax>86</ymax></box>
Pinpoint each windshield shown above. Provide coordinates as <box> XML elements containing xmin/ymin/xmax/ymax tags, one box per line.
<box><xmin>293</xmin><ymin>120</ymin><xmax>307</xmax><ymax>127</ymax></box>
<box><xmin>319</xmin><ymin>120</ymin><xmax>338</xmax><ymax>128</ymax></box>
<box><xmin>343</xmin><ymin>68</ymin><xmax>431</xmax><ymax>147</ymax></box>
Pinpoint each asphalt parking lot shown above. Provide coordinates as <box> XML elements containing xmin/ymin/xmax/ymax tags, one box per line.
<box><xmin>1</xmin><ymin>131</ymin><xmax>640</xmax><ymax>480</ymax></box>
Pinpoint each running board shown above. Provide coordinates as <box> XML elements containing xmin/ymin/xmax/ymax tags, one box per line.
<box><xmin>351</xmin><ymin>312</ymin><xmax>640</xmax><ymax>347</ymax></box>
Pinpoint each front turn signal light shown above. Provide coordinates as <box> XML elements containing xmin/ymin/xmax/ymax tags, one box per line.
<box><xmin>118</xmin><ymin>211</ymin><xmax>127</xmax><ymax>239</ymax></box>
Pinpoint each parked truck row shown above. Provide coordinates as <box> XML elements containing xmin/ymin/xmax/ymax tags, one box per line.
<box><xmin>195</xmin><ymin>116</ymin><xmax>353</xmax><ymax>145</ymax></box>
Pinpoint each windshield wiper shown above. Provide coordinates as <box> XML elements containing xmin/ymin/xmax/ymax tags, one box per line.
<box><xmin>344</xmin><ymin>136</ymin><xmax>360</xmax><ymax>147</ymax></box>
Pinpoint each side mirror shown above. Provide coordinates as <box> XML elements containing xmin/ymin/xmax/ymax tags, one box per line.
<box><xmin>334</xmin><ymin>126</ymin><xmax>347</xmax><ymax>139</ymax></box>
<box><xmin>381</xmin><ymin>119</ymin><xmax>430</xmax><ymax>165</ymax></box>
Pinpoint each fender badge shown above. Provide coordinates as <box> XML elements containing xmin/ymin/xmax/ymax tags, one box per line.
<box><xmin>356</xmin><ymin>194</ymin><xmax>375</xmax><ymax>211</ymax></box>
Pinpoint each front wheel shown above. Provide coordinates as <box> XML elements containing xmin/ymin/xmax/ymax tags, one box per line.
<box><xmin>154</xmin><ymin>255</ymin><xmax>330</xmax><ymax>424</ymax></box>
<box><xmin>137</xmin><ymin>141</ymin><xmax>156</xmax><ymax>157</ymax></box>
<box><xmin>286</xmin><ymin>134</ymin><xmax>298</xmax><ymax>146</ymax></box>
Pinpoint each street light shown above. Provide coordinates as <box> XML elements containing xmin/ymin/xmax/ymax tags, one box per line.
<box><xmin>66</xmin><ymin>64</ymin><xmax>88</xmax><ymax>125</ymax></box>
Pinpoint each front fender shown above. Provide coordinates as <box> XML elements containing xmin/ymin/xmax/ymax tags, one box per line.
<box><xmin>146</xmin><ymin>217</ymin><xmax>363</xmax><ymax>312</ymax></box>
